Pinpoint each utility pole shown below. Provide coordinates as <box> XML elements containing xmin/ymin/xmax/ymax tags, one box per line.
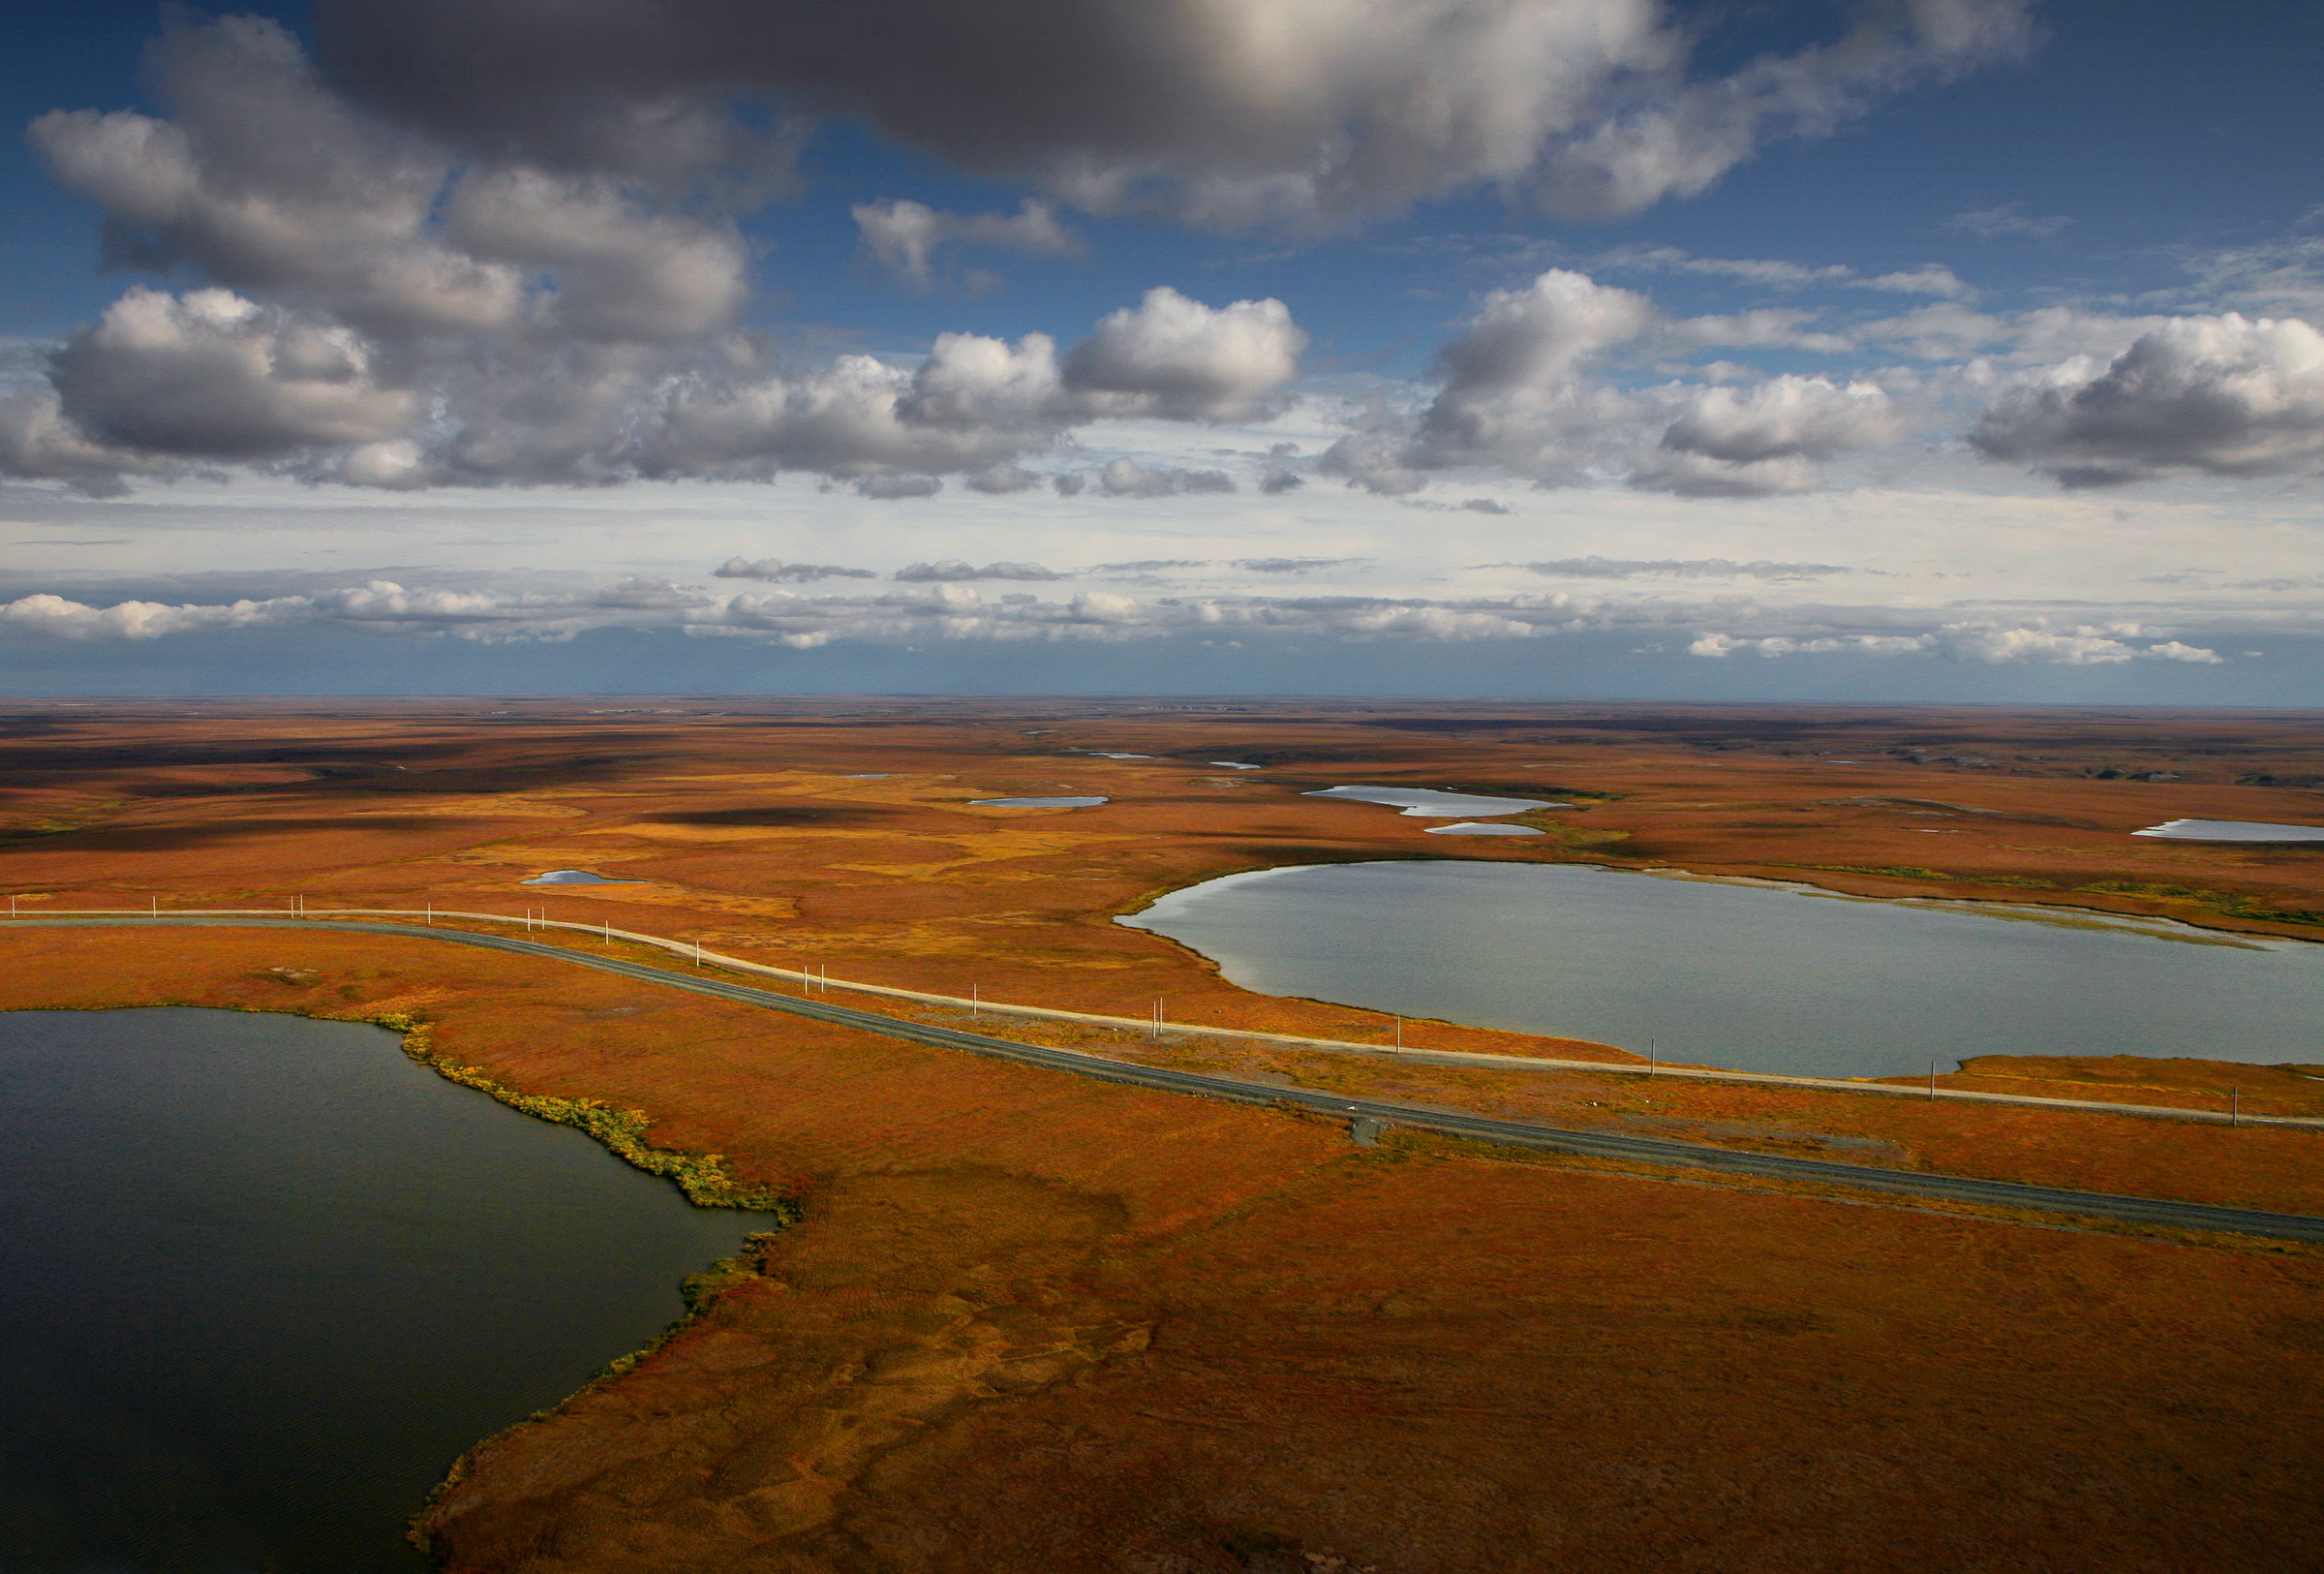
<box><xmin>1393</xmin><ymin>1015</ymin><xmax>1401</xmax><ymax>1050</ymax></box>
<box><xmin>1648</xmin><ymin>1037</ymin><xmax>1657</xmax><ymax>1076</ymax></box>
<box><xmin>2231</xmin><ymin>1086</ymin><xmax>2241</xmax><ymax>1128</ymax></box>
<box><xmin>1929</xmin><ymin>1059</ymin><xmax>1938</xmax><ymax>1100</ymax></box>
<box><xmin>971</xmin><ymin>983</ymin><xmax>979</xmax><ymax>1019</ymax></box>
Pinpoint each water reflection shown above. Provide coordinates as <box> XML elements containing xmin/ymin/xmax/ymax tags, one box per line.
<box><xmin>0</xmin><ymin>1008</ymin><xmax>769</xmax><ymax>1572</ymax></box>
<box><xmin>1120</xmin><ymin>860</ymin><xmax>2324</xmax><ymax>1078</ymax></box>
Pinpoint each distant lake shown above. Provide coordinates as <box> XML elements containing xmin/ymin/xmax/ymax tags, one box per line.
<box><xmin>0</xmin><ymin>1008</ymin><xmax>771</xmax><ymax>1573</ymax></box>
<box><xmin>2135</xmin><ymin>818</ymin><xmax>2324</xmax><ymax>843</ymax></box>
<box><xmin>1303</xmin><ymin>785</ymin><xmax>1562</xmax><ymax>818</ymax></box>
<box><xmin>1119</xmin><ymin>861</ymin><xmax>2324</xmax><ymax>1078</ymax></box>
<box><xmin>971</xmin><ymin>796</ymin><xmax>1110</xmax><ymax>808</ymax></box>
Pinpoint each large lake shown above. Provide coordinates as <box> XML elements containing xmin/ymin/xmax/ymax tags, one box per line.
<box><xmin>0</xmin><ymin>1008</ymin><xmax>771</xmax><ymax>1573</ymax></box>
<box><xmin>1119</xmin><ymin>861</ymin><xmax>2324</xmax><ymax>1078</ymax></box>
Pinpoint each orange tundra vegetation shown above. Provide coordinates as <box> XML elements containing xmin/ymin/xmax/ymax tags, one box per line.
<box><xmin>2</xmin><ymin>697</ymin><xmax>2321</xmax><ymax>1572</ymax></box>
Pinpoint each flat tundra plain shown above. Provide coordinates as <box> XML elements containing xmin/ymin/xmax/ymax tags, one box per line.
<box><xmin>3</xmin><ymin>697</ymin><xmax>2321</xmax><ymax>1573</ymax></box>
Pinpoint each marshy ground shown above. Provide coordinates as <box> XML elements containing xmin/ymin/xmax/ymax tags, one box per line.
<box><xmin>3</xmin><ymin>697</ymin><xmax>2321</xmax><ymax>1571</ymax></box>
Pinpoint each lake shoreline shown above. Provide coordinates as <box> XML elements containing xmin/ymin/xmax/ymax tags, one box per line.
<box><xmin>1121</xmin><ymin>858</ymin><xmax>2324</xmax><ymax>1082</ymax></box>
<box><xmin>1</xmin><ymin>995</ymin><xmax>797</xmax><ymax>1570</ymax></box>
<box><xmin>2</xmin><ymin>906</ymin><xmax>2319</xmax><ymax>1574</ymax></box>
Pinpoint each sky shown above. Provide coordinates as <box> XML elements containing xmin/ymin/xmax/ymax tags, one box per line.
<box><xmin>1</xmin><ymin>0</ymin><xmax>2321</xmax><ymax>699</ymax></box>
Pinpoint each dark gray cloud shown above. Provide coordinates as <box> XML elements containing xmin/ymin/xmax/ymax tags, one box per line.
<box><xmin>1633</xmin><ymin>374</ymin><xmax>1898</xmax><ymax>497</ymax></box>
<box><xmin>963</xmin><ymin>460</ymin><xmax>1043</xmax><ymax>494</ymax></box>
<box><xmin>310</xmin><ymin>0</ymin><xmax>2033</xmax><ymax>230</ymax></box>
<box><xmin>46</xmin><ymin>289</ymin><xmax>417</xmax><ymax>462</ymax></box>
<box><xmin>0</xmin><ymin>15</ymin><xmax>1306</xmax><ymax>498</ymax></box>
<box><xmin>1234</xmin><ymin>556</ymin><xmax>1360</xmax><ymax>573</ymax></box>
<box><xmin>1970</xmin><ymin>314</ymin><xmax>2324</xmax><ymax>486</ymax></box>
<box><xmin>1258</xmin><ymin>465</ymin><xmax>1303</xmax><ymax>495</ymax></box>
<box><xmin>1098</xmin><ymin>458</ymin><xmax>1235</xmax><ymax>497</ymax></box>
<box><xmin>854</xmin><ymin>474</ymin><xmax>944</xmax><ymax>499</ymax></box>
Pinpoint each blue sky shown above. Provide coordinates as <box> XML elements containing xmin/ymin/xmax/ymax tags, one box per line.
<box><xmin>2</xmin><ymin>1</ymin><xmax>2320</xmax><ymax>698</ymax></box>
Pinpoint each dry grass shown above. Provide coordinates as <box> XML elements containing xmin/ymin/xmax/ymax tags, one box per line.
<box><xmin>4</xmin><ymin>698</ymin><xmax>2323</xmax><ymax>1571</ymax></box>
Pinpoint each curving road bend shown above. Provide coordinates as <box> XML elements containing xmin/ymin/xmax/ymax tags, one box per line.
<box><xmin>10</xmin><ymin>915</ymin><xmax>2324</xmax><ymax>1244</ymax></box>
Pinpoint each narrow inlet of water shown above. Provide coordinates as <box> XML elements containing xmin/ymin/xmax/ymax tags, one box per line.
<box><xmin>0</xmin><ymin>1007</ymin><xmax>772</xmax><ymax>1573</ymax></box>
<box><xmin>1118</xmin><ymin>861</ymin><xmax>2324</xmax><ymax>1079</ymax></box>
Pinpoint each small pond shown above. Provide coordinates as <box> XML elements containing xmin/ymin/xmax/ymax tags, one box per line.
<box><xmin>0</xmin><ymin>1007</ymin><xmax>771</xmax><ymax>1573</ymax></box>
<box><xmin>1118</xmin><ymin>860</ymin><xmax>2324</xmax><ymax>1079</ymax></box>
<box><xmin>2135</xmin><ymin>818</ymin><xmax>2324</xmax><ymax>843</ymax></box>
<box><xmin>1304</xmin><ymin>785</ymin><xmax>1564</xmax><ymax>818</ymax></box>
<box><xmin>522</xmin><ymin>868</ymin><xmax>640</xmax><ymax>884</ymax></box>
<box><xmin>971</xmin><ymin>796</ymin><xmax>1110</xmax><ymax>808</ymax></box>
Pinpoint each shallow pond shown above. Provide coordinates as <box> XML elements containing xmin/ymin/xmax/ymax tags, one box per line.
<box><xmin>2135</xmin><ymin>818</ymin><xmax>2324</xmax><ymax>842</ymax></box>
<box><xmin>521</xmin><ymin>867</ymin><xmax>639</xmax><ymax>884</ymax></box>
<box><xmin>1304</xmin><ymin>785</ymin><xmax>1563</xmax><ymax>818</ymax></box>
<box><xmin>971</xmin><ymin>796</ymin><xmax>1109</xmax><ymax>808</ymax></box>
<box><xmin>0</xmin><ymin>1008</ymin><xmax>771</xmax><ymax>1573</ymax></box>
<box><xmin>1118</xmin><ymin>861</ymin><xmax>2324</xmax><ymax>1079</ymax></box>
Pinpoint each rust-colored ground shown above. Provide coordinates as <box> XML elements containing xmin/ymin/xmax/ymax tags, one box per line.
<box><xmin>4</xmin><ymin>698</ymin><xmax>2322</xmax><ymax>1571</ymax></box>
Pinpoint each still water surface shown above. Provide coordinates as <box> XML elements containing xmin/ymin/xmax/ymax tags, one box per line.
<box><xmin>1120</xmin><ymin>861</ymin><xmax>2324</xmax><ymax>1078</ymax></box>
<box><xmin>0</xmin><ymin>1008</ymin><xmax>770</xmax><ymax>1574</ymax></box>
